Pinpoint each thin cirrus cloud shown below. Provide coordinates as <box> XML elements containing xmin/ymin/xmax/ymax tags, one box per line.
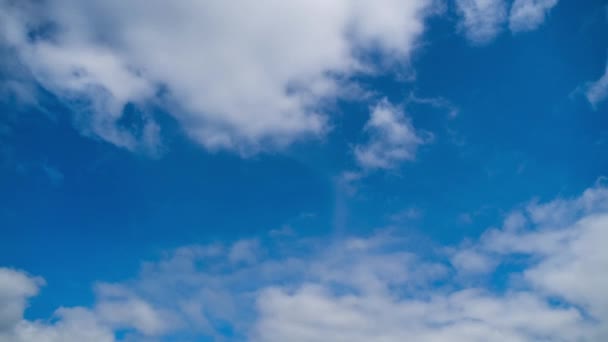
<box><xmin>509</xmin><ymin>0</ymin><xmax>559</xmax><ymax>33</ymax></box>
<box><xmin>0</xmin><ymin>0</ymin><xmax>434</xmax><ymax>154</ymax></box>
<box><xmin>456</xmin><ymin>0</ymin><xmax>559</xmax><ymax>44</ymax></box>
<box><xmin>584</xmin><ymin>60</ymin><xmax>608</xmax><ymax>108</ymax></box>
<box><xmin>455</xmin><ymin>0</ymin><xmax>508</xmax><ymax>44</ymax></box>
<box><xmin>1</xmin><ymin>182</ymin><xmax>607</xmax><ymax>341</ymax></box>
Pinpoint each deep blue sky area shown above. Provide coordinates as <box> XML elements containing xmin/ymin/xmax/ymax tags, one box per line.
<box><xmin>0</xmin><ymin>0</ymin><xmax>607</xmax><ymax>340</ymax></box>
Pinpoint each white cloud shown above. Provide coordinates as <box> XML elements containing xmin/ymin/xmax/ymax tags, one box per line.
<box><xmin>585</xmin><ymin>61</ymin><xmax>608</xmax><ymax>108</ymax></box>
<box><xmin>509</xmin><ymin>0</ymin><xmax>559</xmax><ymax>33</ymax></box>
<box><xmin>474</xmin><ymin>184</ymin><xmax>608</xmax><ymax>325</ymax></box>
<box><xmin>0</xmin><ymin>268</ymin><xmax>176</xmax><ymax>342</ymax></box>
<box><xmin>354</xmin><ymin>99</ymin><xmax>431</xmax><ymax>170</ymax></box>
<box><xmin>0</xmin><ymin>268</ymin><xmax>44</xmax><ymax>332</ymax></box>
<box><xmin>455</xmin><ymin>0</ymin><xmax>508</xmax><ymax>44</ymax></box>
<box><xmin>2</xmin><ymin>183</ymin><xmax>608</xmax><ymax>341</ymax></box>
<box><xmin>524</xmin><ymin>216</ymin><xmax>608</xmax><ymax>320</ymax></box>
<box><xmin>5</xmin><ymin>308</ymin><xmax>115</xmax><ymax>342</ymax></box>
<box><xmin>257</xmin><ymin>184</ymin><xmax>608</xmax><ymax>341</ymax></box>
<box><xmin>255</xmin><ymin>287</ymin><xmax>588</xmax><ymax>342</ymax></box>
<box><xmin>0</xmin><ymin>0</ymin><xmax>434</xmax><ymax>153</ymax></box>
<box><xmin>94</xmin><ymin>284</ymin><xmax>179</xmax><ymax>336</ymax></box>
<box><xmin>0</xmin><ymin>269</ymin><xmax>114</xmax><ymax>342</ymax></box>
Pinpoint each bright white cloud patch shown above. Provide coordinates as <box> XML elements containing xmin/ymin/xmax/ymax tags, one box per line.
<box><xmin>455</xmin><ymin>0</ymin><xmax>508</xmax><ymax>44</ymax></box>
<box><xmin>509</xmin><ymin>0</ymin><xmax>559</xmax><ymax>33</ymax></box>
<box><xmin>2</xmin><ymin>183</ymin><xmax>608</xmax><ymax>341</ymax></box>
<box><xmin>354</xmin><ymin>99</ymin><xmax>431</xmax><ymax>170</ymax></box>
<box><xmin>0</xmin><ymin>0</ymin><xmax>434</xmax><ymax>153</ymax></box>
<box><xmin>0</xmin><ymin>268</ymin><xmax>44</xmax><ymax>332</ymax></box>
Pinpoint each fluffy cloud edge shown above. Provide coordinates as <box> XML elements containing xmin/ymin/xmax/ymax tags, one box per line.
<box><xmin>354</xmin><ymin>99</ymin><xmax>432</xmax><ymax>170</ymax></box>
<box><xmin>1</xmin><ymin>181</ymin><xmax>608</xmax><ymax>341</ymax></box>
<box><xmin>0</xmin><ymin>0</ymin><xmax>436</xmax><ymax>155</ymax></box>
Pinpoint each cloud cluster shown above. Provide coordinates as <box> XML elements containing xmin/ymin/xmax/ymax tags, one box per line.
<box><xmin>258</xmin><ymin>183</ymin><xmax>608</xmax><ymax>341</ymax></box>
<box><xmin>0</xmin><ymin>268</ymin><xmax>114</xmax><ymax>342</ymax></box>
<box><xmin>0</xmin><ymin>0</ymin><xmax>434</xmax><ymax>153</ymax></box>
<box><xmin>456</xmin><ymin>0</ymin><xmax>559</xmax><ymax>43</ymax></box>
<box><xmin>1</xmin><ymin>182</ymin><xmax>607</xmax><ymax>341</ymax></box>
<box><xmin>451</xmin><ymin>182</ymin><xmax>608</xmax><ymax>323</ymax></box>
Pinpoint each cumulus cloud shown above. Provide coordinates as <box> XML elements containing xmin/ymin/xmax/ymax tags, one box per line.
<box><xmin>4</xmin><ymin>308</ymin><xmax>115</xmax><ymax>342</ymax></box>
<box><xmin>94</xmin><ymin>284</ymin><xmax>179</xmax><ymax>336</ymax></box>
<box><xmin>0</xmin><ymin>268</ymin><xmax>176</xmax><ymax>342</ymax></box>
<box><xmin>509</xmin><ymin>0</ymin><xmax>559</xmax><ymax>33</ymax></box>
<box><xmin>354</xmin><ymin>99</ymin><xmax>431</xmax><ymax>170</ymax></box>
<box><xmin>255</xmin><ymin>288</ymin><xmax>588</xmax><ymax>342</ymax></box>
<box><xmin>476</xmin><ymin>184</ymin><xmax>608</xmax><ymax>323</ymax></box>
<box><xmin>455</xmin><ymin>0</ymin><xmax>508</xmax><ymax>44</ymax></box>
<box><xmin>2</xmin><ymin>183</ymin><xmax>608</xmax><ymax>341</ymax></box>
<box><xmin>0</xmin><ymin>0</ymin><xmax>434</xmax><ymax>153</ymax></box>
<box><xmin>0</xmin><ymin>268</ymin><xmax>44</xmax><ymax>332</ymax></box>
<box><xmin>0</xmin><ymin>268</ymin><xmax>115</xmax><ymax>342</ymax></box>
<box><xmin>257</xmin><ymin>183</ymin><xmax>608</xmax><ymax>342</ymax></box>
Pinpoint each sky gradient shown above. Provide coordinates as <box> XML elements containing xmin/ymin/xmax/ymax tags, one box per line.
<box><xmin>1</xmin><ymin>0</ymin><xmax>608</xmax><ymax>341</ymax></box>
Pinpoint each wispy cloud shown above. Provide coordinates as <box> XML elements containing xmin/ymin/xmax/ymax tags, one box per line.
<box><xmin>455</xmin><ymin>0</ymin><xmax>559</xmax><ymax>43</ymax></box>
<box><xmin>584</xmin><ymin>60</ymin><xmax>608</xmax><ymax>108</ymax></box>
<box><xmin>509</xmin><ymin>0</ymin><xmax>559</xmax><ymax>33</ymax></box>
<box><xmin>42</xmin><ymin>163</ymin><xmax>64</xmax><ymax>186</ymax></box>
<box><xmin>2</xmin><ymin>182</ymin><xmax>608</xmax><ymax>341</ymax></box>
<box><xmin>406</xmin><ymin>92</ymin><xmax>460</xmax><ymax>118</ymax></box>
<box><xmin>455</xmin><ymin>0</ymin><xmax>507</xmax><ymax>44</ymax></box>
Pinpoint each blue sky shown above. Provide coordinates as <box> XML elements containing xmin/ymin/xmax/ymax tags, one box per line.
<box><xmin>1</xmin><ymin>0</ymin><xmax>608</xmax><ymax>341</ymax></box>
